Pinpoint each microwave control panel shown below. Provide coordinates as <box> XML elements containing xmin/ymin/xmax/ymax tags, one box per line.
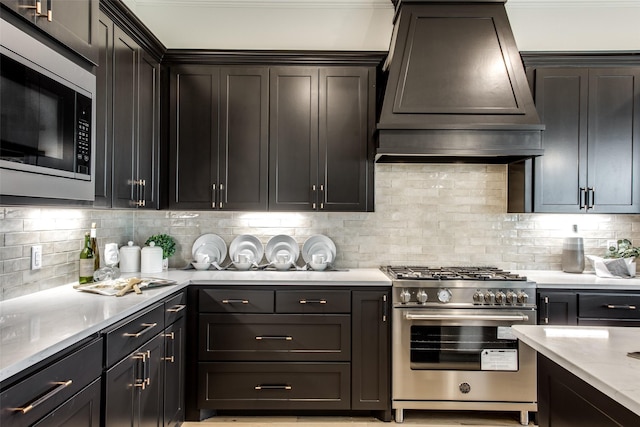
<box><xmin>75</xmin><ymin>94</ymin><xmax>92</xmax><ymax>176</ymax></box>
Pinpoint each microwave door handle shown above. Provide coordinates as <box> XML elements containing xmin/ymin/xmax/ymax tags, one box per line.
<box><xmin>404</xmin><ymin>313</ymin><xmax>530</xmax><ymax>322</ymax></box>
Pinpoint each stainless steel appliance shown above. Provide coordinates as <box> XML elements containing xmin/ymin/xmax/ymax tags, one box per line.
<box><xmin>383</xmin><ymin>266</ymin><xmax>537</xmax><ymax>425</ymax></box>
<box><xmin>0</xmin><ymin>17</ymin><xmax>96</xmax><ymax>202</ymax></box>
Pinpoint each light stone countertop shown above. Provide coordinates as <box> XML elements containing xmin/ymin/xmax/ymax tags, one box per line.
<box><xmin>0</xmin><ymin>268</ymin><xmax>390</xmax><ymax>385</ymax></box>
<box><xmin>514</xmin><ymin>270</ymin><xmax>640</xmax><ymax>290</ymax></box>
<box><xmin>512</xmin><ymin>325</ymin><xmax>640</xmax><ymax>417</ymax></box>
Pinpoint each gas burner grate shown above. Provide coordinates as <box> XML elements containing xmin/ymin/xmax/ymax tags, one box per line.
<box><xmin>383</xmin><ymin>266</ymin><xmax>527</xmax><ymax>281</ymax></box>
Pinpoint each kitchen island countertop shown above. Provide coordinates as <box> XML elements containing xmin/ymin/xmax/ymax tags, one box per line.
<box><xmin>512</xmin><ymin>324</ymin><xmax>640</xmax><ymax>417</ymax></box>
<box><xmin>0</xmin><ymin>267</ymin><xmax>390</xmax><ymax>385</ymax></box>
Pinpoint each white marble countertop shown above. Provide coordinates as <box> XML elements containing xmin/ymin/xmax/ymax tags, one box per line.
<box><xmin>512</xmin><ymin>325</ymin><xmax>640</xmax><ymax>416</ymax></box>
<box><xmin>514</xmin><ymin>270</ymin><xmax>640</xmax><ymax>290</ymax></box>
<box><xmin>0</xmin><ymin>268</ymin><xmax>390</xmax><ymax>384</ymax></box>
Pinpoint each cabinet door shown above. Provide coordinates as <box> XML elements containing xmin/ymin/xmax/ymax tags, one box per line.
<box><xmin>137</xmin><ymin>50</ymin><xmax>159</xmax><ymax>209</ymax></box>
<box><xmin>351</xmin><ymin>290</ymin><xmax>390</xmax><ymax>415</ymax></box>
<box><xmin>32</xmin><ymin>379</ymin><xmax>101</xmax><ymax>427</ymax></box>
<box><xmin>533</xmin><ymin>68</ymin><xmax>589</xmax><ymax>213</ymax></box>
<box><xmin>319</xmin><ymin>67</ymin><xmax>373</xmax><ymax>212</ymax></box>
<box><xmin>169</xmin><ymin>65</ymin><xmax>220</xmax><ymax>209</ymax></box>
<box><xmin>111</xmin><ymin>25</ymin><xmax>138</xmax><ymax>208</ymax></box>
<box><xmin>587</xmin><ymin>68</ymin><xmax>640</xmax><ymax>213</ymax></box>
<box><xmin>269</xmin><ymin>67</ymin><xmax>319</xmax><ymax>211</ymax></box>
<box><xmin>0</xmin><ymin>0</ymin><xmax>99</xmax><ymax>64</ymax></box>
<box><xmin>219</xmin><ymin>67</ymin><xmax>269</xmax><ymax>210</ymax></box>
<box><xmin>104</xmin><ymin>333</ymin><xmax>164</xmax><ymax>427</ymax></box>
<box><xmin>538</xmin><ymin>291</ymin><xmax>577</xmax><ymax>325</ymax></box>
<box><xmin>94</xmin><ymin>11</ymin><xmax>113</xmax><ymax>208</ymax></box>
<box><xmin>164</xmin><ymin>317</ymin><xmax>185</xmax><ymax>427</ymax></box>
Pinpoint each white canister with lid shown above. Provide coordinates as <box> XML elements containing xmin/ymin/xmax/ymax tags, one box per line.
<box><xmin>119</xmin><ymin>241</ymin><xmax>141</xmax><ymax>273</ymax></box>
<box><xmin>141</xmin><ymin>242</ymin><xmax>163</xmax><ymax>274</ymax></box>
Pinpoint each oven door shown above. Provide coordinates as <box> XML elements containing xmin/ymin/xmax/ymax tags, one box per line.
<box><xmin>392</xmin><ymin>307</ymin><xmax>537</xmax><ymax>403</ymax></box>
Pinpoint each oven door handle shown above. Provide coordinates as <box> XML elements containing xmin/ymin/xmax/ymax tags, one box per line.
<box><xmin>404</xmin><ymin>313</ymin><xmax>529</xmax><ymax>322</ymax></box>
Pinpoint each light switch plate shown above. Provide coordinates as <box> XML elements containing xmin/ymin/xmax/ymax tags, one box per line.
<box><xmin>31</xmin><ymin>245</ymin><xmax>42</xmax><ymax>270</ymax></box>
<box><xmin>606</xmin><ymin>240</ymin><xmax>618</xmax><ymax>251</ymax></box>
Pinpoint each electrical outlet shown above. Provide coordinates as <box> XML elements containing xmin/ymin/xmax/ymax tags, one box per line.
<box><xmin>31</xmin><ymin>245</ymin><xmax>42</xmax><ymax>270</ymax></box>
<box><xmin>606</xmin><ymin>240</ymin><xmax>618</xmax><ymax>251</ymax></box>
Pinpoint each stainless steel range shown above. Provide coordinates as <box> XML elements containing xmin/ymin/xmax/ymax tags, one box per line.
<box><xmin>383</xmin><ymin>266</ymin><xmax>537</xmax><ymax>425</ymax></box>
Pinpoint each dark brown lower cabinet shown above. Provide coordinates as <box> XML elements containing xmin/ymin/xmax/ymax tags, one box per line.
<box><xmin>538</xmin><ymin>289</ymin><xmax>640</xmax><ymax>326</ymax></box>
<box><xmin>163</xmin><ymin>315</ymin><xmax>186</xmax><ymax>427</ymax></box>
<box><xmin>32</xmin><ymin>379</ymin><xmax>102</xmax><ymax>427</ymax></box>
<box><xmin>187</xmin><ymin>286</ymin><xmax>391</xmax><ymax>420</ymax></box>
<box><xmin>537</xmin><ymin>354</ymin><xmax>640</xmax><ymax>427</ymax></box>
<box><xmin>104</xmin><ymin>332</ymin><xmax>164</xmax><ymax>427</ymax></box>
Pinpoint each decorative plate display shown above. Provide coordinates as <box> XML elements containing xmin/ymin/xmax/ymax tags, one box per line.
<box><xmin>302</xmin><ymin>234</ymin><xmax>336</xmax><ymax>264</ymax></box>
<box><xmin>192</xmin><ymin>234</ymin><xmax>227</xmax><ymax>264</ymax></box>
<box><xmin>229</xmin><ymin>234</ymin><xmax>264</xmax><ymax>264</ymax></box>
<box><xmin>265</xmin><ymin>234</ymin><xmax>299</xmax><ymax>264</ymax></box>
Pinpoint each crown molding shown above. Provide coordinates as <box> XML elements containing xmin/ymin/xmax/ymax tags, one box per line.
<box><xmin>133</xmin><ymin>0</ymin><xmax>394</xmax><ymax>9</ymax></box>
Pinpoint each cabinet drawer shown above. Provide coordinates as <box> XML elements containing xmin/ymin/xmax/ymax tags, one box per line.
<box><xmin>199</xmin><ymin>289</ymin><xmax>274</xmax><ymax>313</ymax></box>
<box><xmin>198</xmin><ymin>362</ymin><xmax>350</xmax><ymax>410</ymax></box>
<box><xmin>104</xmin><ymin>303</ymin><xmax>164</xmax><ymax>368</ymax></box>
<box><xmin>0</xmin><ymin>338</ymin><xmax>102</xmax><ymax>427</ymax></box>
<box><xmin>276</xmin><ymin>290</ymin><xmax>350</xmax><ymax>313</ymax></box>
<box><xmin>165</xmin><ymin>291</ymin><xmax>187</xmax><ymax>325</ymax></box>
<box><xmin>199</xmin><ymin>314</ymin><xmax>350</xmax><ymax>361</ymax></box>
<box><xmin>578</xmin><ymin>293</ymin><xmax>640</xmax><ymax>319</ymax></box>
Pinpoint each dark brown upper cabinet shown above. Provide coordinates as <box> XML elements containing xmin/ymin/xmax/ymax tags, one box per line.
<box><xmin>509</xmin><ymin>56</ymin><xmax>640</xmax><ymax>213</ymax></box>
<box><xmin>95</xmin><ymin>4</ymin><xmax>162</xmax><ymax>209</ymax></box>
<box><xmin>0</xmin><ymin>0</ymin><xmax>99</xmax><ymax>64</ymax></box>
<box><xmin>270</xmin><ymin>66</ymin><xmax>375</xmax><ymax>211</ymax></box>
<box><xmin>168</xmin><ymin>65</ymin><xmax>269</xmax><ymax>211</ymax></box>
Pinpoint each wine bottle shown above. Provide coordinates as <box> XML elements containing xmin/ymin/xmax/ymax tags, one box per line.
<box><xmin>79</xmin><ymin>232</ymin><xmax>95</xmax><ymax>284</ymax></box>
<box><xmin>90</xmin><ymin>222</ymin><xmax>100</xmax><ymax>271</ymax></box>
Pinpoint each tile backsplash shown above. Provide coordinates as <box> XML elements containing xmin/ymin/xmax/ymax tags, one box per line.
<box><xmin>2</xmin><ymin>163</ymin><xmax>640</xmax><ymax>300</ymax></box>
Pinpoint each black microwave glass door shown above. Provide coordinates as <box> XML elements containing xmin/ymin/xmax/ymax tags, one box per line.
<box><xmin>1</xmin><ymin>53</ymin><xmax>76</xmax><ymax>173</ymax></box>
<box><xmin>410</xmin><ymin>325</ymin><xmax>518</xmax><ymax>370</ymax></box>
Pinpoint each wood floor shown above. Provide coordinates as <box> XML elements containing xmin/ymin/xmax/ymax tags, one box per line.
<box><xmin>183</xmin><ymin>410</ymin><xmax>536</xmax><ymax>426</ymax></box>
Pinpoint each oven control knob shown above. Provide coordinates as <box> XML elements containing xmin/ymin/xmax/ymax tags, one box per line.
<box><xmin>437</xmin><ymin>288</ymin><xmax>452</xmax><ymax>303</ymax></box>
<box><xmin>484</xmin><ymin>291</ymin><xmax>495</xmax><ymax>304</ymax></box>
<box><xmin>416</xmin><ymin>290</ymin><xmax>428</xmax><ymax>304</ymax></box>
<box><xmin>472</xmin><ymin>290</ymin><xmax>484</xmax><ymax>304</ymax></box>
<box><xmin>495</xmin><ymin>291</ymin><xmax>506</xmax><ymax>305</ymax></box>
<box><xmin>400</xmin><ymin>289</ymin><xmax>412</xmax><ymax>304</ymax></box>
<box><xmin>506</xmin><ymin>291</ymin><xmax>517</xmax><ymax>305</ymax></box>
<box><xmin>517</xmin><ymin>291</ymin><xmax>529</xmax><ymax>304</ymax></box>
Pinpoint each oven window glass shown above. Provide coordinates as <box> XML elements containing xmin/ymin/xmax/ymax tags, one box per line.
<box><xmin>1</xmin><ymin>53</ymin><xmax>75</xmax><ymax>172</ymax></box>
<box><xmin>410</xmin><ymin>325</ymin><xmax>518</xmax><ymax>370</ymax></box>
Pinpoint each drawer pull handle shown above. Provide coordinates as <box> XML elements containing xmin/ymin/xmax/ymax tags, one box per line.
<box><xmin>254</xmin><ymin>385</ymin><xmax>292</xmax><ymax>391</ymax></box>
<box><xmin>222</xmin><ymin>299</ymin><xmax>249</xmax><ymax>304</ymax></box>
<box><xmin>605</xmin><ymin>304</ymin><xmax>637</xmax><ymax>310</ymax></box>
<box><xmin>255</xmin><ymin>336</ymin><xmax>293</xmax><ymax>341</ymax></box>
<box><xmin>124</xmin><ymin>323</ymin><xmax>158</xmax><ymax>338</ymax></box>
<box><xmin>15</xmin><ymin>380</ymin><xmax>73</xmax><ymax>414</ymax></box>
<box><xmin>299</xmin><ymin>299</ymin><xmax>327</xmax><ymax>304</ymax></box>
<box><xmin>167</xmin><ymin>304</ymin><xmax>186</xmax><ymax>313</ymax></box>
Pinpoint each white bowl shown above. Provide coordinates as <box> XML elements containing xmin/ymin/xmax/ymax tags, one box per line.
<box><xmin>233</xmin><ymin>261</ymin><xmax>253</xmax><ymax>271</ymax></box>
<box><xmin>309</xmin><ymin>262</ymin><xmax>328</xmax><ymax>271</ymax></box>
<box><xmin>192</xmin><ymin>261</ymin><xmax>211</xmax><ymax>270</ymax></box>
<box><xmin>274</xmin><ymin>261</ymin><xmax>292</xmax><ymax>271</ymax></box>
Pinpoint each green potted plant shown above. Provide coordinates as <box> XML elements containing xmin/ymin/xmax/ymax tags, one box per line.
<box><xmin>604</xmin><ymin>238</ymin><xmax>640</xmax><ymax>259</ymax></box>
<box><xmin>145</xmin><ymin>234</ymin><xmax>176</xmax><ymax>270</ymax></box>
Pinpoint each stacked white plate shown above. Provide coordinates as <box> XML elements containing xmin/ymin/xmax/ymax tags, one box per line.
<box><xmin>192</xmin><ymin>234</ymin><xmax>227</xmax><ymax>264</ymax></box>
<box><xmin>302</xmin><ymin>235</ymin><xmax>336</xmax><ymax>264</ymax></box>
<box><xmin>229</xmin><ymin>234</ymin><xmax>264</xmax><ymax>264</ymax></box>
<box><xmin>265</xmin><ymin>235</ymin><xmax>300</xmax><ymax>264</ymax></box>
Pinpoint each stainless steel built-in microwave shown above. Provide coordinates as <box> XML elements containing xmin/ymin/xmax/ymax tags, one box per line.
<box><xmin>0</xmin><ymin>17</ymin><xmax>96</xmax><ymax>203</ymax></box>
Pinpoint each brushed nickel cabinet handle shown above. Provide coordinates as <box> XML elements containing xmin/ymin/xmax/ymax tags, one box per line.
<box><xmin>14</xmin><ymin>380</ymin><xmax>72</xmax><ymax>414</ymax></box>
<box><xmin>254</xmin><ymin>384</ymin><xmax>292</xmax><ymax>391</ymax></box>
<box><xmin>166</xmin><ymin>304</ymin><xmax>186</xmax><ymax>313</ymax></box>
<box><xmin>123</xmin><ymin>322</ymin><xmax>158</xmax><ymax>338</ymax></box>
<box><xmin>299</xmin><ymin>299</ymin><xmax>327</xmax><ymax>304</ymax></box>
<box><xmin>221</xmin><ymin>299</ymin><xmax>249</xmax><ymax>304</ymax></box>
<box><xmin>605</xmin><ymin>304</ymin><xmax>636</xmax><ymax>310</ymax></box>
<box><xmin>255</xmin><ymin>336</ymin><xmax>293</xmax><ymax>341</ymax></box>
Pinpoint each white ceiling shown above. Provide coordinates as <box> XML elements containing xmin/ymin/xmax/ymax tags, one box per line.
<box><xmin>121</xmin><ymin>0</ymin><xmax>640</xmax><ymax>51</ymax></box>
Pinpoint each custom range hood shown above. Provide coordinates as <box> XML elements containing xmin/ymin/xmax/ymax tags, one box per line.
<box><xmin>376</xmin><ymin>0</ymin><xmax>544</xmax><ymax>163</ymax></box>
